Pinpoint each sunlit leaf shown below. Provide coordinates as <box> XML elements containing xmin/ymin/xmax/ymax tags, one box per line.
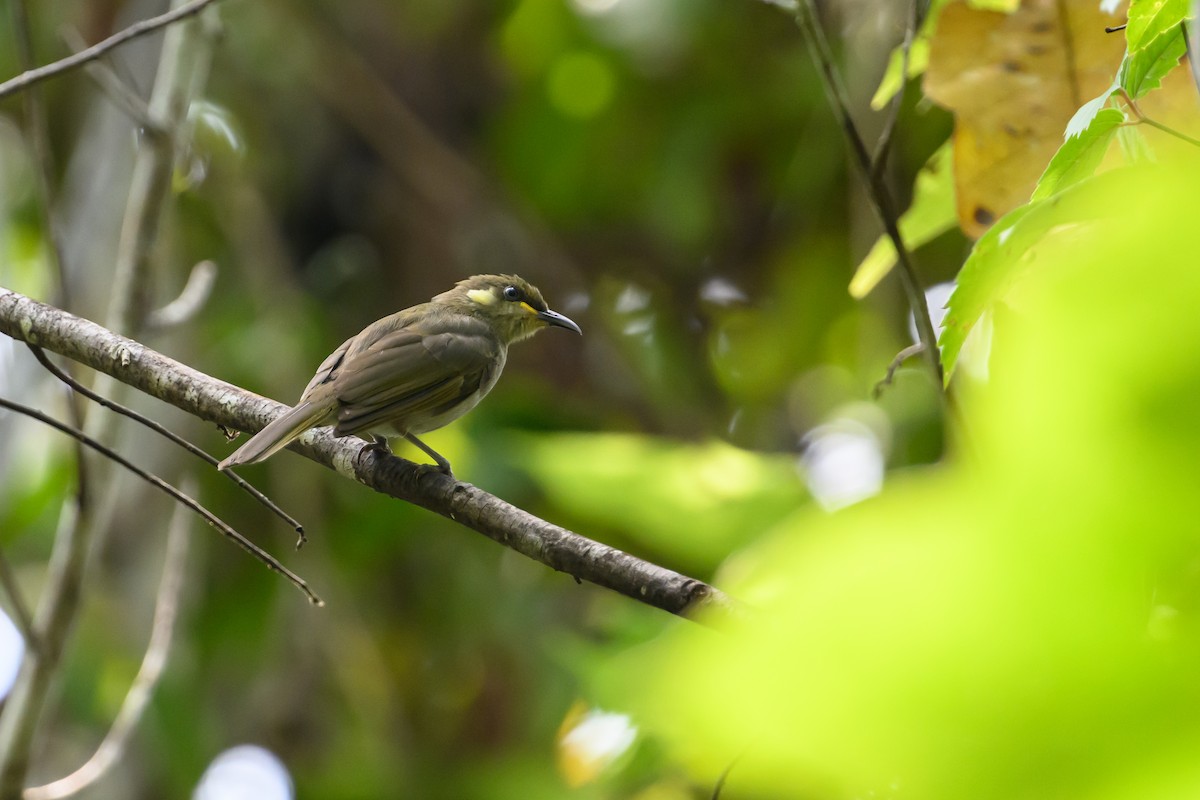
<box><xmin>1124</xmin><ymin>0</ymin><xmax>1189</xmax><ymax>50</ymax></box>
<box><xmin>616</xmin><ymin>159</ymin><xmax>1200</xmax><ymax>800</ymax></box>
<box><xmin>850</xmin><ymin>142</ymin><xmax>956</xmax><ymax>298</ymax></box>
<box><xmin>924</xmin><ymin>0</ymin><xmax>1127</xmax><ymax>237</ymax></box>
<box><xmin>518</xmin><ymin>434</ymin><xmax>805</xmax><ymax>572</ymax></box>
<box><xmin>871</xmin><ymin>0</ymin><xmax>1020</xmax><ymax>110</ymax></box>
<box><xmin>1119</xmin><ymin>25</ymin><xmax>1187</xmax><ymax>98</ymax></box>
<box><xmin>1031</xmin><ymin>108</ymin><xmax>1124</xmax><ymax>201</ymax></box>
<box><xmin>939</xmin><ymin>168</ymin><xmax>1135</xmax><ymax>378</ymax></box>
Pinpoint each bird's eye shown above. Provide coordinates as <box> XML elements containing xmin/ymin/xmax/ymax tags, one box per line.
<box><xmin>503</xmin><ymin>286</ymin><xmax>522</xmax><ymax>301</ymax></box>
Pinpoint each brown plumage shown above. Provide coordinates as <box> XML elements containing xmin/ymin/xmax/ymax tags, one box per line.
<box><xmin>218</xmin><ymin>275</ymin><xmax>580</xmax><ymax>475</ymax></box>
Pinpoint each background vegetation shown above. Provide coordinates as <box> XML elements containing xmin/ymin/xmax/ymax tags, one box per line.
<box><xmin>1</xmin><ymin>0</ymin><xmax>1198</xmax><ymax>798</ymax></box>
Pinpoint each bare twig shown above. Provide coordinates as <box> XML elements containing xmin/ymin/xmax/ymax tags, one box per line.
<box><xmin>0</xmin><ymin>288</ymin><xmax>742</xmax><ymax>624</ymax></box>
<box><xmin>0</xmin><ymin>464</ymin><xmax>93</xmax><ymax>800</ymax></box>
<box><xmin>8</xmin><ymin>0</ymin><xmax>71</xmax><ymax>309</ymax></box>
<box><xmin>1181</xmin><ymin>20</ymin><xmax>1200</xmax><ymax>100</ymax></box>
<box><xmin>1117</xmin><ymin>87</ymin><xmax>1200</xmax><ymax>149</ymax></box>
<box><xmin>145</xmin><ymin>260</ymin><xmax>218</xmax><ymax>330</ymax></box>
<box><xmin>873</xmin><ymin>342</ymin><xmax>925</xmax><ymax>399</ymax></box>
<box><xmin>0</xmin><ymin>395</ymin><xmax>321</xmax><ymax>605</ymax></box>
<box><xmin>27</xmin><ymin>344</ymin><xmax>306</xmax><ymax>543</ymax></box>
<box><xmin>871</xmin><ymin>0</ymin><xmax>921</xmax><ymax>182</ymax></box>
<box><xmin>0</xmin><ymin>0</ymin><xmax>221</xmax><ymax>102</ymax></box>
<box><xmin>59</xmin><ymin>27</ymin><xmax>156</xmax><ymax>129</ymax></box>
<box><xmin>107</xmin><ymin>0</ymin><xmax>216</xmax><ymax>335</ymax></box>
<box><xmin>24</xmin><ymin>489</ymin><xmax>191</xmax><ymax>800</ymax></box>
<box><xmin>792</xmin><ymin>0</ymin><xmax>944</xmax><ymax>384</ymax></box>
<box><xmin>1105</xmin><ymin>24</ymin><xmax>1127</xmax><ymax>33</ymax></box>
<box><xmin>0</xmin><ymin>5</ymin><xmax>220</xmax><ymax>797</ymax></box>
<box><xmin>0</xmin><ymin>548</ymin><xmax>37</xmax><ymax>654</ymax></box>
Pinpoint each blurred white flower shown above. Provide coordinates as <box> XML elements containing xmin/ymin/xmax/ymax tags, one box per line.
<box><xmin>193</xmin><ymin>745</ymin><xmax>293</xmax><ymax>800</ymax></box>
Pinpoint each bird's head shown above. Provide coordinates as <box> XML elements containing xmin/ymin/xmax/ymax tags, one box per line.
<box><xmin>435</xmin><ymin>274</ymin><xmax>582</xmax><ymax>344</ymax></box>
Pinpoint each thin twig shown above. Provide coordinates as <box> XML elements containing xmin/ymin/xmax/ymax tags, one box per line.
<box><xmin>145</xmin><ymin>260</ymin><xmax>218</xmax><ymax>330</ymax></box>
<box><xmin>873</xmin><ymin>342</ymin><xmax>925</xmax><ymax>399</ymax></box>
<box><xmin>9</xmin><ymin>0</ymin><xmax>71</xmax><ymax>310</ymax></box>
<box><xmin>59</xmin><ymin>27</ymin><xmax>156</xmax><ymax>130</ymax></box>
<box><xmin>1117</xmin><ymin>86</ymin><xmax>1200</xmax><ymax>149</ymax></box>
<box><xmin>0</xmin><ymin>395</ymin><xmax>322</xmax><ymax>606</ymax></box>
<box><xmin>1105</xmin><ymin>24</ymin><xmax>1127</xmax><ymax>33</ymax></box>
<box><xmin>871</xmin><ymin>0</ymin><xmax>921</xmax><ymax>182</ymax></box>
<box><xmin>28</xmin><ymin>344</ymin><xmax>306</xmax><ymax>544</ymax></box>
<box><xmin>0</xmin><ymin>0</ymin><xmax>221</xmax><ymax>101</ymax></box>
<box><xmin>24</xmin><ymin>487</ymin><xmax>191</xmax><ymax>800</ymax></box>
<box><xmin>1185</xmin><ymin>22</ymin><xmax>1200</xmax><ymax>99</ymax></box>
<box><xmin>0</xmin><ymin>548</ymin><xmax>37</xmax><ymax>655</ymax></box>
<box><xmin>792</xmin><ymin>0</ymin><xmax>944</xmax><ymax>384</ymax></box>
<box><xmin>711</xmin><ymin>755</ymin><xmax>742</xmax><ymax>800</ymax></box>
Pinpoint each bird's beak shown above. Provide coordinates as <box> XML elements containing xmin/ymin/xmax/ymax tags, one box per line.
<box><xmin>536</xmin><ymin>308</ymin><xmax>582</xmax><ymax>335</ymax></box>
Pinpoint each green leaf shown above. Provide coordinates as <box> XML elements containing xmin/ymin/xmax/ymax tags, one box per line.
<box><xmin>1031</xmin><ymin>109</ymin><xmax>1124</xmax><ymax>202</ymax></box>
<box><xmin>1120</xmin><ymin>26</ymin><xmax>1187</xmax><ymax>98</ymax></box>
<box><xmin>849</xmin><ymin>142</ymin><xmax>956</xmax><ymax>299</ymax></box>
<box><xmin>616</xmin><ymin>162</ymin><xmax>1200</xmax><ymax>800</ymax></box>
<box><xmin>517</xmin><ymin>433</ymin><xmax>806</xmax><ymax>572</ymax></box>
<box><xmin>1116</xmin><ymin>124</ymin><xmax>1155</xmax><ymax>162</ymax></box>
<box><xmin>871</xmin><ymin>37</ymin><xmax>931</xmax><ymax>110</ymax></box>
<box><xmin>1125</xmin><ymin>0</ymin><xmax>1189</xmax><ymax>51</ymax></box>
<box><xmin>939</xmin><ymin>169</ymin><xmax>1135</xmax><ymax>379</ymax></box>
<box><xmin>870</xmin><ymin>0</ymin><xmax>1019</xmax><ymax>110</ymax></box>
<box><xmin>1064</xmin><ymin>78</ymin><xmax>1119</xmax><ymax>139</ymax></box>
<box><xmin>1120</xmin><ymin>0</ymin><xmax>1191</xmax><ymax>98</ymax></box>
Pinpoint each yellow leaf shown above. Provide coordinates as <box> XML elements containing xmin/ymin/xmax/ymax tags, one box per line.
<box><xmin>924</xmin><ymin>0</ymin><xmax>1127</xmax><ymax>238</ymax></box>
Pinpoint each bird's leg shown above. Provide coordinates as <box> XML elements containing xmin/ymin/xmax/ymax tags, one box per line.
<box><xmin>360</xmin><ymin>435</ymin><xmax>393</xmax><ymax>458</ymax></box>
<box><xmin>404</xmin><ymin>433</ymin><xmax>454</xmax><ymax>477</ymax></box>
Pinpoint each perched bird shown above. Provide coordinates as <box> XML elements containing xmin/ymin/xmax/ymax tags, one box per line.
<box><xmin>218</xmin><ymin>274</ymin><xmax>581</xmax><ymax>475</ymax></box>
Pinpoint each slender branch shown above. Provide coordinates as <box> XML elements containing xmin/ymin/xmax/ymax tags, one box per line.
<box><xmin>0</xmin><ymin>395</ymin><xmax>321</xmax><ymax>606</ymax></box>
<box><xmin>0</xmin><ymin>548</ymin><xmax>37</xmax><ymax>654</ymax></box>
<box><xmin>1185</xmin><ymin>21</ymin><xmax>1200</xmax><ymax>99</ymax></box>
<box><xmin>0</xmin><ymin>6</ymin><xmax>219</xmax><ymax>797</ymax></box>
<box><xmin>145</xmin><ymin>260</ymin><xmax>218</xmax><ymax>331</ymax></box>
<box><xmin>0</xmin><ymin>288</ymin><xmax>742</xmax><ymax>624</ymax></box>
<box><xmin>59</xmin><ymin>27</ymin><xmax>157</xmax><ymax>130</ymax></box>
<box><xmin>27</xmin><ymin>344</ymin><xmax>306</xmax><ymax>543</ymax></box>
<box><xmin>9</xmin><ymin>0</ymin><xmax>71</xmax><ymax>309</ymax></box>
<box><xmin>1118</xmin><ymin>87</ymin><xmax>1200</xmax><ymax>149</ymax></box>
<box><xmin>873</xmin><ymin>342</ymin><xmax>926</xmax><ymax>399</ymax></box>
<box><xmin>24</xmin><ymin>491</ymin><xmax>190</xmax><ymax>800</ymax></box>
<box><xmin>791</xmin><ymin>0</ymin><xmax>944</xmax><ymax>384</ymax></box>
<box><xmin>107</xmin><ymin>0</ymin><xmax>214</xmax><ymax>336</ymax></box>
<box><xmin>0</xmin><ymin>456</ymin><xmax>93</xmax><ymax>800</ymax></box>
<box><xmin>871</xmin><ymin>0</ymin><xmax>920</xmax><ymax>182</ymax></box>
<box><xmin>0</xmin><ymin>0</ymin><xmax>221</xmax><ymax>102</ymax></box>
<box><xmin>1137</xmin><ymin>115</ymin><xmax>1200</xmax><ymax>148</ymax></box>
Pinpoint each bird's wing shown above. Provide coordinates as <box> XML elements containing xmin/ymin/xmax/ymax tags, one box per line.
<box><xmin>298</xmin><ymin>334</ymin><xmax>356</xmax><ymax>401</ymax></box>
<box><xmin>332</xmin><ymin>317</ymin><xmax>502</xmax><ymax>435</ymax></box>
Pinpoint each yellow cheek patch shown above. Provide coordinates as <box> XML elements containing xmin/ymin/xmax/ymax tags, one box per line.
<box><xmin>520</xmin><ymin>301</ymin><xmax>539</xmax><ymax>316</ymax></box>
<box><xmin>467</xmin><ymin>288</ymin><xmax>497</xmax><ymax>306</ymax></box>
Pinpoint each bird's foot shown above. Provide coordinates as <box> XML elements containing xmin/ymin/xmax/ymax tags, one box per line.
<box><xmin>404</xmin><ymin>433</ymin><xmax>455</xmax><ymax>480</ymax></box>
<box><xmin>416</xmin><ymin>457</ymin><xmax>455</xmax><ymax>480</ymax></box>
<box><xmin>360</xmin><ymin>436</ymin><xmax>393</xmax><ymax>459</ymax></box>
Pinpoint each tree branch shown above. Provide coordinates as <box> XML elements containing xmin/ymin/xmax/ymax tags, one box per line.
<box><xmin>791</xmin><ymin>0</ymin><xmax>944</xmax><ymax>384</ymax></box>
<box><xmin>24</xmin><ymin>489</ymin><xmax>191</xmax><ymax>800</ymax></box>
<box><xmin>0</xmin><ymin>288</ymin><xmax>743</xmax><ymax>625</ymax></box>
<box><xmin>0</xmin><ymin>394</ymin><xmax>321</xmax><ymax>605</ymax></box>
<box><xmin>0</xmin><ymin>0</ymin><xmax>221</xmax><ymax>102</ymax></box>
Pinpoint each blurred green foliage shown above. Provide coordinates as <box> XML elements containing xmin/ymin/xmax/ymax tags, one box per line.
<box><xmin>615</xmin><ymin>162</ymin><xmax>1200</xmax><ymax>799</ymax></box>
<box><xmin>12</xmin><ymin>0</ymin><xmax>1188</xmax><ymax>799</ymax></box>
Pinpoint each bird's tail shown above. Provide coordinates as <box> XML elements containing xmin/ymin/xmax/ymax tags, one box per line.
<box><xmin>218</xmin><ymin>402</ymin><xmax>329</xmax><ymax>470</ymax></box>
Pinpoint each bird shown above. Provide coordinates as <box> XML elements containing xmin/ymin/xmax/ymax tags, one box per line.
<box><xmin>218</xmin><ymin>274</ymin><xmax>581</xmax><ymax>476</ymax></box>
